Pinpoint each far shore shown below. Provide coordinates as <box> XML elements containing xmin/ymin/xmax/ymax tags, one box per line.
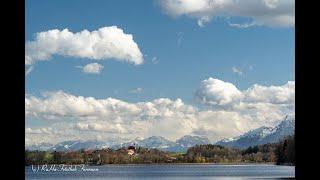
<box><xmin>26</xmin><ymin>162</ymin><xmax>295</xmax><ymax>166</ymax></box>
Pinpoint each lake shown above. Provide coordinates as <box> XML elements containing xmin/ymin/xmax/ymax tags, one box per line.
<box><xmin>25</xmin><ymin>164</ymin><xmax>295</xmax><ymax>179</ymax></box>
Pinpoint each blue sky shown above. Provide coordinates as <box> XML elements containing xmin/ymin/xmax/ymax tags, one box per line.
<box><xmin>25</xmin><ymin>0</ymin><xmax>295</xmax><ymax>144</ymax></box>
<box><xmin>26</xmin><ymin>0</ymin><xmax>294</xmax><ymax>104</ymax></box>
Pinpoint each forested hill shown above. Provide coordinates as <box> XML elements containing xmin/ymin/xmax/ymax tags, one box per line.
<box><xmin>186</xmin><ymin>135</ymin><xmax>294</xmax><ymax>165</ymax></box>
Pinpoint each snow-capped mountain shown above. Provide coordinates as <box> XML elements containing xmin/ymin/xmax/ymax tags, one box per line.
<box><xmin>169</xmin><ymin>135</ymin><xmax>211</xmax><ymax>152</ymax></box>
<box><xmin>26</xmin><ymin>117</ymin><xmax>294</xmax><ymax>152</ymax></box>
<box><xmin>122</xmin><ymin>135</ymin><xmax>211</xmax><ymax>152</ymax></box>
<box><xmin>26</xmin><ymin>142</ymin><xmax>54</xmax><ymax>151</ymax></box>
<box><xmin>48</xmin><ymin>140</ymin><xmax>108</xmax><ymax>152</ymax></box>
<box><xmin>119</xmin><ymin>136</ymin><xmax>179</xmax><ymax>152</ymax></box>
<box><xmin>176</xmin><ymin>135</ymin><xmax>210</xmax><ymax>148</ymax></box>
<box><xmin>26</xmin><ymin>135</ymin><xmax>212</xmax><ymax>152</ymax></box>
<box><xmin>216</xmin><ymin>117</ymin><xmax>295</xmax><ymax>149</ymax></box>
<box><xmin>43</xmin><ymin>136</ymin><xmax>135</xmax><ymax>152</ymax></box>
<box><xmin>135</xmin><ymin>136</ymin><xmax>177</xmax><ymax>149</ymax></box>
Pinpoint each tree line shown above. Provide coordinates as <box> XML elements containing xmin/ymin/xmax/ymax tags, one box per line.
<box><xmin>25</xmin><ymin>135</ymin><xmax>294</xmax><ymax>165</ymax></box>
<box><xmin>181</xmin><ymin>135</ymin><xmax>294</xmax><ymax>165</ymax></box>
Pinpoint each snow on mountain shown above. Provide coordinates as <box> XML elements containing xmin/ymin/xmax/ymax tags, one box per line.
<box><xmin>26</xmin><ymin>117</ymin><xmax>294</xmax><ymax>152</ymax></box>
<box><xmin>120</xmin><ymin>136</ymin><xmax>178</xmax><ymax>151</ymax></box>
<box><xmin>216</xmin><ymin>117</ymin><xmax>295</xmax><ymax>149</ymax></box>
<box><xmin>48</xmin><ymin>140</ymin><xmax>105</xmax><ymax>152</ymax></box>
<box><xmin>26</xmin><ymin>142</ymin><xmax>54</xmax><ymax>151</ymax></box>
<box><xmin>176</xmin><ymin>135</ymin><xmax>210</xmax><ymax>148</ymax></box>
<box><xmin>138</xmin><ymin>136</ymin><xmax>177</xmax><ymax>148</ymax></box>
<box><xmin>28</xmin><ymin>135</ymin><xmax>212</xmax><ymax>152</ymax></box>
<box><xmin>122</xmin><ymin>135</ymin><xmax>212</xmax><ymax>152</ymax></box>
<box><xmin>166</xmin><ymin>135</ymin><xmax>211</xmax><ymax>152</ymax></box>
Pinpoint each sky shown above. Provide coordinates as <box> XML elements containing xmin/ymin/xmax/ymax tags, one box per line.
<box><xmin>25</xmin><ymin>0</ymin><xmax>295</xmax><ymax>145</ymax></box>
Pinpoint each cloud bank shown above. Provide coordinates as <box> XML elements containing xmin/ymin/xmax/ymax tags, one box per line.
<box><xmin>26</xmin><ymin>78</ymin><xmax>294</xmax><ymax>145</ymax></box>
<box><xmin>25</xmin><ymin>26</ymin><xmax>144</xmax><ymax>65</ymax></box>
<box><xmin>158</xmin><ymin>0</ymin><xmax>295</xmax><ymax>28</ymax></box>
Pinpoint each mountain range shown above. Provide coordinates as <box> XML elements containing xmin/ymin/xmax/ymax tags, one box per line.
<box><xmin>215</xmin><ymin>117</ymin><xmax>295</xmax><ymax>149</ymax></box>
<box><xmin>26</xmin><ymin>135</ymin><xmax>211</xmax><ymax>152</ymax></box>
<box><xmin>26</xmin><ymin>118</ymin><xmax>294</xmax><ymax>152</ymax></box>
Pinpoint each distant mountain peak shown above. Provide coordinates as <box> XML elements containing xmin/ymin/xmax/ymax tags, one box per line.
<box><xmin>27</xmin><ymin>135</ymin><xmax>212</xmax><ymax>153</ymax></box>
<box><xmin>243</xmin><ymin>126</ymin><xmax>275</xmax><ymax>139</ymax></box>
<box><xmin>216</xmin><ymin>117</ymin><xmax>295</xmax><ymax>149</ymax></box>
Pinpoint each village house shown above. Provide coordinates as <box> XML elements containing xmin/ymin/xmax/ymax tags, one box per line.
<box><xmin>127</xmin><ymin>145</ymin><xmax>136</xmax><ymax>156</ymax></box>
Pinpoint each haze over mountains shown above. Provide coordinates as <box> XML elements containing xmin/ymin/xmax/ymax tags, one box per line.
<box><xmin>26</xmin><ymin>118</ymin><xmax>294</xmax><ymax>152</ymax></box>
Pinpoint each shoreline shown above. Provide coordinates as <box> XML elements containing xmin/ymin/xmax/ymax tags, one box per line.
<box><xmin>26</xmin><ymin>162</ymin><xmax>296</xmax><ymax>167</ymax></box>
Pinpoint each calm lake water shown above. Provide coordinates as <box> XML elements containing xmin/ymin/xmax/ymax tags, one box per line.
<box><xmin>25</xmin><ymin>164</ymin><xmax>295</xmax><ymax>179</ymax></box>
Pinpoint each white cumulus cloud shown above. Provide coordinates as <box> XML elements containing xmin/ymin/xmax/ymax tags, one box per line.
<box><xmin>74</xmin><ymin>122</ymin><xmax>128</xmax><ymax>133</ymax></box>
<box><xmin>243</xmin><ymin>81</ymin><xmax>295</xmax><ymax>104</ymax></box>
<box><xmin>195</xmin><ymin>77</ymin><xmax>243</xmax><ymax>106</ymax></box>
<box><xmin>158</xmin><ymin>0</ymin><xmax>294</xmax><ymax>28</ymax></box>
<box><xmin>195</xmin><ymin>77</ymin><xmax>295</xmax><ymax>108</ymax></box>
<box><xmin>25</xmin><ymin>26</ymin><xmax>144</xmax><ymax>65</ymax></box>
<box><xmin>80</xmin><ymin>63</ymin><xmax>104</xmax><ymax>74</ymax></box>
